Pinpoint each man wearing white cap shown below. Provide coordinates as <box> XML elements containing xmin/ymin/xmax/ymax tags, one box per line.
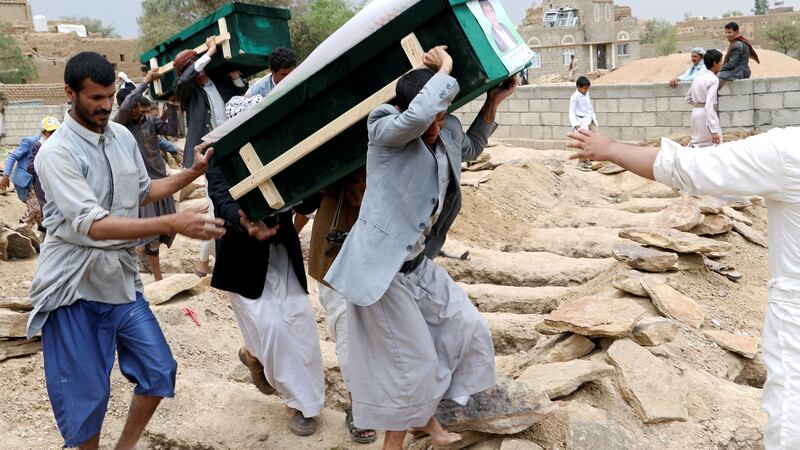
<box><xmin>669</xmin><ymin>48</ymin><xmax>707</xmax><ymax>87</ymax></box>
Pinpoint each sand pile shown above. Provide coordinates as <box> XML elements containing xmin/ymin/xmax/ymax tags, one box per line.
<box><xmin>594</xmin><ymin>49</ymin><xmax>800</xmax><ymax>85</ymax></box>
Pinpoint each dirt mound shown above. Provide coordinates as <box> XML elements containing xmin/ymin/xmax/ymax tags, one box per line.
<box><xmin>594</xmin><ymin>49</ymin><xmax>800</xmax><ymax>85</ymax></box>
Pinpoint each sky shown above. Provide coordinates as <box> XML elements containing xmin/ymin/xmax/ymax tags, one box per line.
<box><xmin>26</xmin><ymin>0</ymin><xmax>800</xmax><ymax>38</ymax></box>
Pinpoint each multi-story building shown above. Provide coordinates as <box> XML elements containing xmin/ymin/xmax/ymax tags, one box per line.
<box><xmin>518</xmin><ymin>0</ymin><xmax>642</xmax><ymax>78</ymax></box>
<box><xmin>0</xmin><ymin>0</ymin><xmax>31</xmax><ymax>24</ymax></box>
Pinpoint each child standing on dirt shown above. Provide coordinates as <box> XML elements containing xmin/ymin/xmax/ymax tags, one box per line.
<box><xmin>569</xmin><ymin>76</ymin><xmax>597</xmax><ymax>171</ymax></box>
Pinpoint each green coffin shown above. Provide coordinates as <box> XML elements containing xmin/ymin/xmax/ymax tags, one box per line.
<box><xmin>139</xmin><ymin>2</ymin><xmax>292</xmax><ymax>100</ymax></box>
<box><xmin>211</xmin><ymin>0</ymin><xmax>528</xmax><ymax>222</ymax></box>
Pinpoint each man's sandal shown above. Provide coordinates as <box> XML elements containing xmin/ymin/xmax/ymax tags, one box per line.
<box><xmin>345</xmin><ymin>406</ymin><xmax>377</xmax><ymax>444</ymax></box>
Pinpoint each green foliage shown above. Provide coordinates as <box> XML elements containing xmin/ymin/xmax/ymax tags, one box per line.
<box><xmin>59</xmin><ymin>16</ymin><xmax>120</xmax><ymax>38</ymax></box>
<box><xmin>765</xmin><ymin>21</ymin><xmax>800</xmax><ymax>55</ymax></box>
<box><xmin>722</xmin><ymin>10</ymin><xmax>745</xmax><ymax>18</ymax></box>
<box><xmin>753</xmin><ymin>0</ymin><xmax>769</xmax><ymax>16</ymax></box>
<box><xmin>137</xmin><ymin>0</ymin><xmax>360</xmax><ymax>61</ymax></box>
<box><xmin>655</xmin><ymin>28</ymin><xmax>678</xmax><ymax>56</ymax></box>
<box><xmin>0</xmin><ymin>22</ymin><xmax>37</xmax><ymax>84</ymax></box>
<box><xmin>289</xmin><ymin>0</ymin><xmax>358</xmax><ymax>61</ymax></box>
<box><xmin>641</xmin><ymin>19</ymin><xmax>674</xmax><ymax>45</ymax></box>
<box><xmin>137</xmin><ymin>0</ymin><xmax>292</xmax><ymax>52</ymax></box>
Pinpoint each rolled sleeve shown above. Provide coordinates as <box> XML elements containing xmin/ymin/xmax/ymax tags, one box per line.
<box><xmin>36</xmin><ymin>146</ymin><xmax>110</xmax><ymax>236</ymax></box>
<box><xmin>654</xmin><ymin>133</ymin><xmax>787</xmax><ymax>201</ymax></box>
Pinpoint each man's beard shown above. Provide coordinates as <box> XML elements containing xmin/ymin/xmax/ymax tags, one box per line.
<box><xmin>75</xmin><ymin>96</ymin><xmax>111</xmax><ymax>129</ymax></box>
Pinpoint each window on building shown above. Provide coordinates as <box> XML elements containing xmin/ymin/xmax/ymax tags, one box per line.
<box><xmin>617</xmin><ymin>43</ymin><xmax>629</xmax><ymax>56</ymax></box>
<box><xmin>594</xmin><ymin>4</ymin><xmax>600</xmax><ymax>22</ymax></box>
<box><xmin>606</xmin><ymin>4</ymin><xmax>612</xmax><ymax>21</ymax></box>
<box><xmin>530</xmin><ymin>51</ymin><xmax>542</xmax><ymax>68</ymax></box>
<box><xmin>563</xmin><ymin>48</ymin><xmax>576</xmax><ymax>65</ymax></box>
<box><xmin>120</xmin><ymin>54</ymin><xmax>125</xmax><ymax>62</ymax></box>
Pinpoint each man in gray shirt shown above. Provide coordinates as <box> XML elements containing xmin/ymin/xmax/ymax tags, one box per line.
<box><xmin>29</xmin><ymin>51</ymin><xmax>225</xmax><ymax>450</ymax></box>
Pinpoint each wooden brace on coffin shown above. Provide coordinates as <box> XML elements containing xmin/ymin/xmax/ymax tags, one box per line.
<box><xmin>148</xmin><ymin>17</ymin><xmax>233</xmax><ymax>97</ymax></box>
<box><xmin>228</xmin><ymin>33</ymin><xmax>428</xmax><ymax>209</ymax></box>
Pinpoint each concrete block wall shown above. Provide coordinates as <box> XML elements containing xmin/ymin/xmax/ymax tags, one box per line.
<box><xmin>453</xmin><ymin>76</ymin><xmax>800</xmax><ymax>149</ymax></box>
<box><xmin>0</xmin><ymin>105</ymin><xmax>70</xmax><ymax>145</ymax></box>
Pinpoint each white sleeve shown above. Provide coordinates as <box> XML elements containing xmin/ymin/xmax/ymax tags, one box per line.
<box><xmin>653</xmin><ymin>132</ymin><xmax>790</xmax><ymax>201</ymax></box>
<box><xmin>194</xmin><ymin>54</ymin><xmax>212</xmax><ymax>72</ymax></box>
<box><xmin>568</xmin><ymin>94</ymin><xmax>579</xmax><ymax>128</ymax></box>
<box><xmin>705</xmin><ymin>78</ymin><xmax>721</xmax><ymax>134</ymax></box>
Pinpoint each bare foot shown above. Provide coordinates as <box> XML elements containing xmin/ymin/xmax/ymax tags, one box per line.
<box><xmin>416</xmin><ymin>417</ymin><xmax>461</xmax><ymax>446</ymax></box>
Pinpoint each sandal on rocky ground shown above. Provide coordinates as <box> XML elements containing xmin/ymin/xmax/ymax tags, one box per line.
<box><xmin>237</xmin><ymin>347</ymin><xmax>276</xmax><ymax>396</ymax></box>
<box><xmin>287</xmin><ymin>409</ymin><xmax>317</xmax><ymax>437</ymax></box>
<box><xmin>345</xmin><ymin>406</ymin><xmax>377</xmax><ymax>444</ymax></box>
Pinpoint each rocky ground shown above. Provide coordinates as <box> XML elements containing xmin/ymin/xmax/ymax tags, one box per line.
<box><xmin>0</xmin><ymin>140</ymin><xmax>769</xmax><ymax>449</ymax></box>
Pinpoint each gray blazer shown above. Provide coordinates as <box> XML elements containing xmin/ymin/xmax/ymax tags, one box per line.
<box><xmin>324</xmin><ymin>73</ymin><xmax>497</xmax><ymax>306</ymax></box>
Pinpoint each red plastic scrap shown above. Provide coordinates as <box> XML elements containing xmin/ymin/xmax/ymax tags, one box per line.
<box><xmin>182</xmin><ymin>307</ymin><xmax>201</xmax><ymax>327</ymax></box>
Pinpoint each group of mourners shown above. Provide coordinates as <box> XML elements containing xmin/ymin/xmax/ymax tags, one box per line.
<box><xmin>3</xmin><ymin>16</ymin><xmax>799</xmax><ymax>450</ymax></box>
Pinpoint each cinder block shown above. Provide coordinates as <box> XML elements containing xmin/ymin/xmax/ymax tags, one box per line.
<box><xmin>540</xmin><ymin>112</ymin><xmax>562</xmax><ymax>126</ymax></box>
<box><xmin>631</xmin><ymin>112</ymin><xmax>657</xmax><ymax>127</ymax></box>
<box><xmin>752</xmin><ymin>79</ymin><xmax>770</xmax><ymax>94</ymax></box>
<box><xmin>754</xmin><ymin>93</ymin><xmax>783</xmax><ymax>110</ymax></box>
<box><xmin>500</xmin><ymin>112</ymin><xmax>521</xmax><ymax>126</ymax></box>
<box><xmin>718</xmin><ymin>95</ymin><xmax>753</xmax><ymax>112</ymax></box>
<box><xmin>643</xmin><ymin>98</ymin><xmax>657</xmax><ymax>112</ymax></box>
<box><xmin>537</xmin><ymin>126</ymin><xmax>553</xmax><ymax>140</ymax></box>
<box><xmin>509</xmin><ymin>126</ymin><xmax>532</xmax><ymax>139</ymax></box>
<box><xmin>652</xmin><ymin>84</ymin><xmax>682</xmax><ymax>98</ymax></box>
<box><xmin>618</xmin><ymin>98</ymin><xmax>644</xmax><ymax>112</ymax></box>
<box><xmin>722</xmin><ymin>79</ymin><xmax>754</xmax><ymax>96</ymax></box>
<box><xmin>520</xmin><ymin>112</ymin><xmax>540</xmax><ymax>125</ymax></box>
<box><xmin>645</xmin><ymin>126</ymin><xmax>672</xmax><ymax>139</ymax></box>
<box><xmin>657</xmin><ymin>98</ymin><xmax>670</xmax><ymax>111</ymax></box>
<box><xmin>594</xmin><ymin>99</ymin><xmax>618</xmax><ymax>113</ymax></box>
<box><xmin>784</xmin><ymin>92</ymin><xmax>800</xmax><ymax>109</ymax></box>
<box><xmin>656</xmin><ymin>111</ymin><xmax>687</xmax><ymax>127</ymax></box>
<box><xmin>720</xmin><ymin>111</ymin><xmax>754</xmax><ymax>128</ymax></box>
<box><xmin>669</xmin><ymin>97</ymin><xmax>690</xmax><ymax>111</ymax></box>
<box><xmin>755</xmin><ymin>110</ymin><xmax>772</xmax><ymax>127</ymax></box>
<box><xmin>620</xmin><ymin>126</ymin><xmax>646</xmax><ymax>142</ymax></box>
<box><xmin>529</xmin><ymin>99</ymin><xmax>551</xmax><ymax>111</ymax></box>
<box><xmin>601</xmin><ymin>126</ymin><xmax>623</xmax><ymax>140</ymax></box>
<box><xmin>516</xmin><ymin>86</ymin><xmax>537</xmax><ymax>99</ymax></box>
<box><xmin>605</xmin><ymin>112</ymin><xmax>631</xmax><ymax>127</ymax></box>
<box><xmin>767</xmin><ymin>77</ymin><xmax>800</xmax><ymax>93</ymax></box>
<box><xmin>493</xmin><ymin>126</ymin><xmax>511</xmax><ymax>138</ymax></box>
<box><xmin>550</xmin><ymin>99</ymin><xmax>570</xmax><ymax>112</ymax></box>
<box><xmin>508</xmin><ymin>99</ymin><xmax>529</xmax><ymax>112</ymax></box>
<box><xmin>770</xmin><ymin>109</ymin><xmax>800</xmax><ymax>127</ymax></box>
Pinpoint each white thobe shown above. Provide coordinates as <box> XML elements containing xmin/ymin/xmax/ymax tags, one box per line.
<box><xmin>653</xmin><ymin>129</ymin><xmax>800</xmax><ymax>450</ymax></box>
<box><xmin>685</xmin><ymin>70</ymin><xmax>721</xmax><ymax>148</ymax></box>
<box><xmin>228</xmin><ymin>244</ymin><xmax>325</xmax><ymax>418</ymax></box>
<box><xmin>569</xmin><ymin>90</ymin><xmax>598</xmax><ymax>130</ymax></box>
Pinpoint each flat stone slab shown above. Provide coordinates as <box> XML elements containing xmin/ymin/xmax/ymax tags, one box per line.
<box><xmin>144</xmin><ymin>274</ymin><xmax>202</xmax><ymax>306</ymax></box>
<box><xmin>545</xmin><ymin>297</ymin><xmax>645</xmax><ymax>338</ymax></box>
<box><xmin>653</xmin><ymin>198</ymin><xmax>704</xmax><ymax>231</ymax></box>
<box><xmin>0</xmin><ymin>229</ymin><xmax>36</xmax><ymax>261</ymax></box>
<box><xmin>533</xmin><ymin>333</ymin><xmax>596</xmax><ymax>364</ymax></box>
<box><xmin>0</xmin><ymin>298</ymin><xmax>32</xmax><ymax>311</ymax></box>
<box><xmin>483</xmin><ymin>313</ymin><xmax>542</xmax><ymax>355</ymax></box>
<box><xmin>732</xmin><ymin>221</ymin><xmax>768</xmax><ymax>248</ymax></box>
<box><xmin>441</xmin><ymin>249</ymin><xmax>614</xmax><ymax>288</ymax></box>
<box><xmin>461</xmin><ymin>284</ymin><xmax>568</xmax><ymax>315</ymax></box>
<box><xmin>500</xmin><ymin>439</ymin><xmax>544</xmax><ymax>450</ymax></box>
<box><xmin>606</xmin><ymin>339</ymin><xmax>688</xmax><ymax>423</ymax></box>
<box><xmin>0</xmin><ymin>338</ymin><xmax>41</xmax><ymax>361</ymax></box>
<box><xmin>619</xmin><ymin>227</ymin><xmax>732</xmax><ymax>255</ymax></box>
<box><xmin>631</xmin><ymin>317</ymin><xmax>678</xmax><ymax>346</ymax></box>
<box><xmin>612</xmin><ymin>269</ymin><xmax>670</xmax><ymax>297</ymax></box>
<box><xmin>722</xmin><ymin>206</ymin><xmax>753</xmax><ymax>225</ymax></box>
<box><xmin>691</xmin><ymin>214</ymin><xmax>733</xmax><ymax>236</ymax></box>
<box><xmin>435</xmin><ymin>379</ymin><xmax>557</xmax><ymax>435</ymax></box>
<box><xmin>0</xmin><ymin>309</ymin><xmax>29</xmax><ymax>338</ymax></box>
<box><xmin>612</xmin><ymin>243</ymin><xmax>678</xmax><ymax>272</ymax></box>
<box><xmin>502</xmin><ymin>227</ymin><xmax>625</xmax><ymax>259</ymax></box>
<box><xmin>518</xmin><ymin>360</ymin><xmax>616</xmax><ymax>399</ymax></box>
<box><xmin>641</xmin><ymin>279</ymin><xmax>706</xmax><ymax>329</ymax></box>
<box><xmin>703</xmin><ymin>330</ymin><xmax>760</xmax><ymax>359</ymax></box>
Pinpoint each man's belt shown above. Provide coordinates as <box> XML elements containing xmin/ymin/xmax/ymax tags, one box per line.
<box><xmin>400</xmin><ymin>253</ymin><xmax>425</xmax><ymax>274</ymax></box>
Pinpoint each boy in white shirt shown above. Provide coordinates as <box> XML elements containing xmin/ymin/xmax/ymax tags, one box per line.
<box><xmin>569</xmin><ymin>76</ymin><xmax>597</xmax><ymax>171</ymax></box>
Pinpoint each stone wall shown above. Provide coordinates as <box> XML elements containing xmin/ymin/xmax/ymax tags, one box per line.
<box><xmin>0</xmin><ymin>105</ymin><xmax>69</xmax><ymax>145</ymax></box>
<box><xmin>452</xmin><ymin>76</ymin><xmax>800</xmax><ymax>149</ymax></box>
<box><xmin>0</xmin><ymin>0</ymin><xmax>31</xmax><ymax>24</ymax></box>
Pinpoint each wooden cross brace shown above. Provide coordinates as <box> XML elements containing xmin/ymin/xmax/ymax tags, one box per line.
<box><xmin>228</xmin><ymin>33</ymin><xmax>427</xmax><ymax>208</ymax></box>
<box><xmin>149</xmin><ymin>17</ymin><xmax>233</xmax><ymax>96</ymax></box>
